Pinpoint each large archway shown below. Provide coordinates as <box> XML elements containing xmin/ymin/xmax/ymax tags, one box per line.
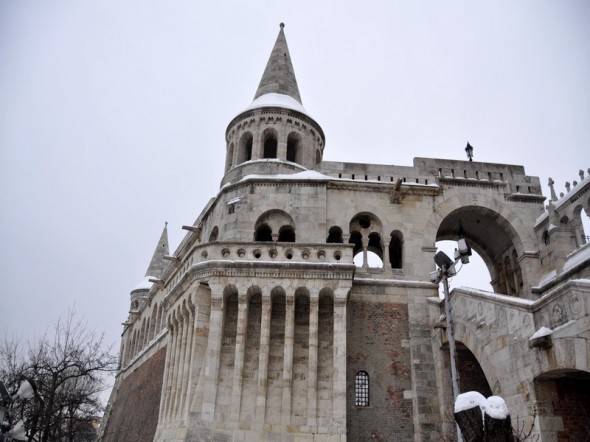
<box><xmin>436</xmin><ymin>206</ymin><xmax>524</xmax><ymax>295</ymax></box>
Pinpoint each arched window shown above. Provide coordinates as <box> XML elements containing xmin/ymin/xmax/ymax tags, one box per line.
<box><xmin>225</xmin><ymin>143</ymin><xmax>234</xmax><ymax>172</ymax></box>
<box><xmin>255</xmin><ymin>224</ymin><xmax>273</xmax><ymax>242</ymax></box>
<box><xmin>389</xmin><ymin>231</ymin><xmax>403</xmax><ymax>269</ymax></box>
<box><xmin>209</xmin><ymin>226</ymin><xmax>219</xmax><ymax>242</ymax></box>
<box><xmin>327</xmin><ymin>226</ymin><xmax>343</xmax><ymax>243</ymax></box>
<box><xmin>316</xmin><ymin>149</ymin><xmax>322</xmax><ymax>166</ymax></box>
<box><xmin>278</xmin><ymin>225</ymin><xmax>295</xmax><ymax>242</ymax></box>
<box><xmin>237</xmin><ymin>132</ymin><xmax>253</xmax><ymax>164</ymax></box>
<box><xmin>263</xmin><ymin>132</ymin><xmax>278</xmax><ymax>158</ymax></box>
<box><xmin>287</xmin><ymin>133</ymin><xmax>300</xmax><ymax>163</ymax></box>
<box><xmin>355</xmin><ymin>371</ymin><xmax>370</xmax><ymax>406</ymax></box>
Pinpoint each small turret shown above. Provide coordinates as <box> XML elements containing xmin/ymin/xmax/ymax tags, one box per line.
<box><xmin>222</xmin><ymin>24</ymin><xmax>325</xmax><ymax>186</ymax></box>
<box><xmin>129</xmin><ymin>223</ymin><xmax>169</xmax><ymax>316</ymax></box>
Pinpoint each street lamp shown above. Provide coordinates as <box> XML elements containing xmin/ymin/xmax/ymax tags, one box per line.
<box><xmin>465</xmin><ymin>142</ymin><xmax>474</xmax><ymax>162</ymax></box>
<box><xmin>431</xmin><ymin>231</ymin><xmax>472</xmax><ymax>442</ymax></box>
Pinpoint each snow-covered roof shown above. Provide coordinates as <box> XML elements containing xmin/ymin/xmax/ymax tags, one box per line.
<box><xmin>242</xmin><ymin>93</ymin><xmax>310</xmax><ymax>117</ymax></box>
<box><xmin>131</xmin><ymin>275</ymin><xmax>154</xmax><ymax>292</ymax></box>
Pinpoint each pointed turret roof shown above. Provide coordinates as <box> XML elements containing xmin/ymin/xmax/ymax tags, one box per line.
<box><xmin>254</xmin><ymin>23</ymin><xmax>302</xmax><ymax>104</ymax></box>
<box><xmin>145</xmin><ymin>222</ymin><xmax>169</xmax><ymax>278</ymax></box>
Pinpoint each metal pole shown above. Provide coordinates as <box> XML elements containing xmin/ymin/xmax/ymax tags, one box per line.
<box><xmin>443</xmin><ymin>270</ymin><xmax>463</xmax><ymax>442</ymax></box>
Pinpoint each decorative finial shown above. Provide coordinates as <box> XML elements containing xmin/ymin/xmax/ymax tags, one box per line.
<box><xmin>580</xmin><ymin>169</ymin><xmax>585</xmax><ymax>181</ymax></box>
<box><xmin>165</xmin><ymin>221</ymin><xmax>168</xmax><ymax>226</ymax></box>
<box><xmin>565</xmin><ymin>181</ymin><xmax>571</xmax><ymax>192</ymax></box>
<box><xmin>280</xmin><ymin>22</ymin><xmax>285</xmax><ymax>29</ymax></box>
<box><xmin>548</xmin><ymin>178</ymin><xmax>557</xmax><ymax>201</ymax></box>
<box><xmin>573</xmin><ymin>180</ymin><xmax>578</xmax><ymax>187</ymax></box>
<box><xmin>560</xmin><ymin>192</ymin><xmax>564</xmax><ymax>198</ymax></box>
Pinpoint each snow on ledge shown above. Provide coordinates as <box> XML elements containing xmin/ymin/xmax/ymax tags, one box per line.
<box><xmin>132</xmin><ymin>275</ymin><xmax>154</xmax><ymax>292</ymax></box>
<box><xmin>530</xmin><ymin>326</ymin><xmax>552</xmax><ymax>340</ymax></box>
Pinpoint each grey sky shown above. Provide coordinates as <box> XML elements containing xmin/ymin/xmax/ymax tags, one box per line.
<box><xmin>1</xmin><ymin>0</ymin><xmax>589</xmax><ymax>377</ymax></box>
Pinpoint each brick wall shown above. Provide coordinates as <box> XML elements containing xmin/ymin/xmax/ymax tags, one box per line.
<box><xmin>457</xmin><ymin>344</ymin><xmax>492</xmax><ymax>397</ymax></box>
<box><xmin>102</xmin><ymin>347</ymin><xmax>166</xmax><ymax>442</ymax></box>
<box><xmin>347</xmin><ymin>297</ymin><xmax>413</xmax><ymax>441</ymax></box>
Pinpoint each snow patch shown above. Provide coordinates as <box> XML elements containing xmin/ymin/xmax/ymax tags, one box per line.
<box><xmin>564</xmin><ymin>243</ymin><xmax>590</xmax><ymax>272</ymax></box>
<box><xmin>132</xmin><ymin>276</ymin><xmax>154</xmax><ymax>292</ymax></box>
<box><xmin>455</xmin><ymin>391</ymin><xmax>486</xmax><ymax>413</ymax></box>
<box><xmin>538</xmin><ymin>270</ymin><xmax>557</xmax><ymax>287</ymax></box>
<box><xmin>242</xmin><ymin>93</ymin><xmax>311</xmax><ymax>117</ymax></box>
<box><xmin>530</xmin><ymin>326</ymin><xmax>552</xmax><ymax>340</ymax></box>
<box><xmin>484</xmin><ymin>396</ymin><xmax>509</xmax><ymax>419</ymax></box>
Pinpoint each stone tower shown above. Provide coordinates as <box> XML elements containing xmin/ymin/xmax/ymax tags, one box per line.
<box><xmin>102</xmin><ymin>25</ymin><xmax>590</xmax><ymax>442</ymax></box>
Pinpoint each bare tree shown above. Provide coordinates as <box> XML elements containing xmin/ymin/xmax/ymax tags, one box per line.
<box><xmin>1</xmin><ymin>309</ymin><xmax>117</xmax><ymax>442</ymax></box>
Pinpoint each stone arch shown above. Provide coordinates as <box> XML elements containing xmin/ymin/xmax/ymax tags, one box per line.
<box><xmin>315</xmin><ymin>149</ymin><xmax>321</xmax><ymax>166</ymax></box>
<box><xmin>349</xmin><ymin>212</ymin><xmax>383</xmax><ymax>235</ymax></box>
<box><xmin>225</xmin><ymin>142</ymin><xmax>234</xmax><ymax>172</ymax></box>
<box><xmin>262</xmin><ymin>128</ymin><xmax>278</xmax><ymax>159</ymax></box>
<box><xmin>452</xmin><ymin>323</ymin><xmax>501</xmax><ymax>397</ymax></box>
<box><xmin>209</xmin><ymin>226</ymin><xmax>219</xmax><ymax>242</ymax></box>
<box><xmin>367</xmin><ymin>232</ymin><xmax>383</xmax><ymax>261</ymax></box>
<box><xmin>389</xmin><ymin>230</ymin><xmax>403</xmax><ymax>269</ymax></box>
<box><xmin>237</xmin><ymin>132</ymin><xmax>253</xmax><ymax>164</ymax></box>
<box><xmin>327</xmin><ymin>226</ymin><xmax>343</xmax><ymax>243</ymax></box>
<box><xmin>255</xmin><ymin>210</ymin><xmax>295</xmax><ymax>240</ymax></box>
<box><xmin>559</xmin><ymin>215</ymin><xmax>569</xmax><ymax>227</ymax></box>
<box><xmin>287</xmin><ymin>132</ymin><xmax>301</xmax><ymax>163</ymax></box>
<box><xmin>278</xmin><ymin>225</ymin><xmax>295</xmax><ymax>242</ymax></box>
<box><xmin>430</xmin><ymin>202</ymin><xmax>530</xmax><ymax>294</ymax></box>
<box><xmin>349</xmin><ymin>231</ymin><xmax>363</xmax><ymax>257</ymax></box>
<box><xmin>254</xmin><ymin>223</ymin><xmax>272</xmax><ymax>242</ymax></box>
<box><xmin>572</xmin><ymin>204</ymin><xmax>588</xmax><ymax>246</ymax></box>
<box><xmin>150</xmin><ymin>303</ymin><xmax>159</xmax><ymax>340</ymax></box>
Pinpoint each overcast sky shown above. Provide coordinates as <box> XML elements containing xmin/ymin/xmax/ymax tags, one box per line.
<box><xmin>1</xmin><ymin>0</ymin><xmax>589</xmax><ymax>386</ymax></box>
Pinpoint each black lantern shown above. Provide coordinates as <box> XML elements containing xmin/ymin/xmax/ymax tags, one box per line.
<box><xmin>465</xmin><ymin>142</ymin><xmax>474</xmax><ymax>161</ymax></box>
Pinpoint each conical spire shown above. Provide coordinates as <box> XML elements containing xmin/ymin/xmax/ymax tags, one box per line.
<box><xmin>254</xmin><ymin>23</ymin><xmax>302</xmax><ymax>104</ymax></box>
<box><xmin>145</xmin><ymin>222</ymin><xmax>169</xmax><ymax>278</ymax></box>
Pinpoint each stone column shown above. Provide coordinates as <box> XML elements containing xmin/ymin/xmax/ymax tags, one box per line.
<box><xmin>362</xmin><ymin>236</ymin><xmax>369</xmax><ymax>269</ymax></box>
<box><xmin>252</xmin><ymin>130</ymin><xmax>262</xmax><ymax>160</ymax></box>
<box><xmin>201</xmin><ymin>294</ymin><xmax>225</xmax><ymax>421</ymax></box>
<box><xmin>281</xmin><ymin>293</ymin><xmax>295</xmax><ymax>425</ymax></box>
<box><xmin>307</xmin><ymin>291</ymin><xmax>319</xmax><ymax>427</ymax></box>
<box><xmin>182</xmin><ymin>301</ymin><xmax>196</xmax><ymax>419</ymax></box>
<box><xmin>256</xmin><ymin>292</ymin><xmax>272</xmax><ymax>423</ymax></box>
<box><xmin>230</xmin><ymin>294</ymin><xmax>249</xmax><ymax>421</ymax></box>
<box><xmin>333</xmin><ymin>290</ymin><xmax>348</xmax><ymax>430</ymax></box>
<box><xmin>166</xmin><ymin>313</ymin><xmax>181</xmax><ymax>423</ymax></box>
<box><xmin>172</xmin><ymin>310</ymin><xmax>187</xmax><ymax>422</ymax></box>
<box><xmin>159</xmin><ymin>316</ymin><xmax>174</xmax><ymax>423</ymax></box>
<box><xmin>382</xmin><ymin>237</ymin><xmax>392</xmax><ymax>274</ymax></box>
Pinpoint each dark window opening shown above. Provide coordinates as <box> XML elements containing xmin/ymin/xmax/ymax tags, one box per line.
<box><xmin>264</xmin><ymin>137</ymin><xmax>277</xmax><ymax>158</ymax></box>
<box><xmin>255</xmin><ymin>224</ymin><xmax>272</xmax><ymax>242</ymax></box>
<box><xmin>349</xmin><ymin>231</ymin><xmax>363</xmax><ymax>256</ymax></box>
<box><xmin>287</xmin><ymin>139</ymin><xmax>297</xmax><ymax>162</ymax></box>
<box><xmin>327</xmin><ymin>226</ymin><xmax>343</xmax><ymax>244</ymax></box>
<box><xmin>278</xmin><ymin>225</ymin><xmax>295</xmax><ymax>242</ymax></box>
<box><xmin>389</xmin><ymin>231</ymin><xmax>403</xmax><ymax>269</ymax></box>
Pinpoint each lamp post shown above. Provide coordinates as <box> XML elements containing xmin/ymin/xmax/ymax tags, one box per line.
<box><xmin>432</xmin><ymin>232</ymin><xmax>472</xmax><ymax>442</ymax></box>
<box><xmin>465</xmin><ymin>142</ymin><xmax>474</xmax><ymax>162</ymax></box>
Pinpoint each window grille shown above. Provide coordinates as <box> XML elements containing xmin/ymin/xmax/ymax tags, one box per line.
<box><xmin>355</xmin><ymin>371</ymin><xmax>370</xmax><ymax>406</ymax></box>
